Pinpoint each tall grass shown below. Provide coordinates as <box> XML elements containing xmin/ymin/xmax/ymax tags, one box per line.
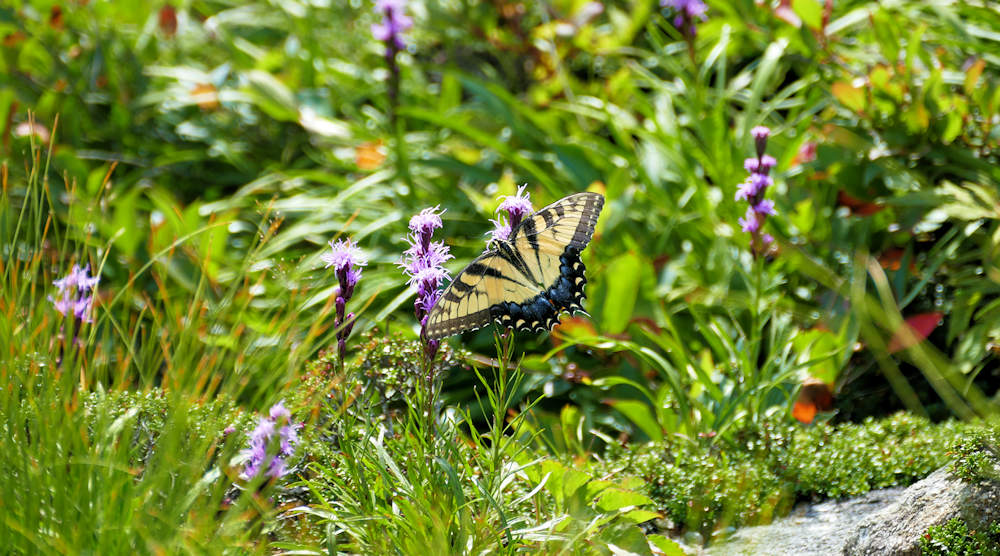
<box><xmin>0</xmin><ymin>130</ymin><xmax>335</xmax><ymax>552</ymax></box>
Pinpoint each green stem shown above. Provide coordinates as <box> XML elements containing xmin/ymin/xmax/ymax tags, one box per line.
<box><xmin>386</xmin><ymin>47</ymin><xmax>413</xmax><ymax>203</ymax></box>
<box><xmin>749</xmin><ymin>254</ymin><xmax>764</xmax><ymax>423</ymax></box>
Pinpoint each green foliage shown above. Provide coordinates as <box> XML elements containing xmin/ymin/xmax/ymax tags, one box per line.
<box><xmin>920</xmin><ymin>518</ymin><xmax>1000</xmax><ymax>556</ymax></box>
<box><xmin>295</xmin><ymin>333</ymin><xmax>666</xmax><ymax>554</ymax></box>
<box><xmin>0</xmin><ymin>137</ymin><xmax>329</xmax><ymax>552</ymax></box>
<box><xmin>611</xmin><ymin>413</ymin><xmax>984</xmax><ymax>537</ymax></box>
<box><xmin>4</xmin><ymin>0</ymin><xmax>1000</xmax><ymax>551</ymax></box>
<box><xmin>951</xmin><ymin>426</ymin><xmax>1000</xmax><ymax>483</ymax></box>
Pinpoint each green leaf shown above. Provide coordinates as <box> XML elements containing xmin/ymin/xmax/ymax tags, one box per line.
<box><xmin>791</xmin><ymin>198</ymin><xmax>815</xmax><ymax>235</ymax></box>
<box><xmin>648</xmin><ymin>535</ymin><xmax>688</xmax><ymax>556</ymax></box>
<box><xmin>244</xmin><ymin>70</ymin><xmax>299</xmax><ymax>122</ymax></box>
<box><xmin>622</xmin><ymin>509</ymin><xmax>661</xmax><ymax>524</ymax></box>
<box><xmin>832</xmin><ymin>81</ymin><xmax>866</xmax><ymax>112</ymax></box>
<box><xmin>871</xmin><ymin>9</ymin><xmax>900</xmax><ymax>63</ymax></box>
<box><xmin>606</xmin><ymin>399</ymin><xmax>663</xmax><ymax>441</ymax></box>
<box><xmin>792</xmin><ymin>0</ymin><xmax>823</xmax><ymax>31</ymax></box>
<box><xmin>597</xmin><ymin>488</ymin><xmax>654</xmax><ymax>512</ymax></box>
<box><xmin>601</xmin><ymin>252</ymin><xmax>642</xmax><ymax>334</ymax></box>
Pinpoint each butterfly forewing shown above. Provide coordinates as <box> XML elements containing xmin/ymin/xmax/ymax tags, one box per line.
<box><xmin>424</xmin><ymin>253</ymin><xmax>544</xmax><ymax>340</ymax></box>
<box><xmin>513</xmin><ymin>192</ymin><xmax>604</xmax><ymax>250</ymax></box>
<box><xmin>512</xmin><ymin>192</ymin><xmax>603</xmax><ymax>286</ymax></box>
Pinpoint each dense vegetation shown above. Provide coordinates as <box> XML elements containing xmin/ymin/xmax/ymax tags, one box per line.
<box><xmin>2</xmin><ymin>0</ymin><xmax>999</xmax><ymax>553</ymax></box>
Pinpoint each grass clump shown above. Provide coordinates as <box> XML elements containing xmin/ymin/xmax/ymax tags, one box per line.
<box><xmin>608</xmin><ymin>413</ymin><xmax>984</xmax><ymax>538</ymax></box>
<box><xmin>920</xmin><ymin>518</ymin><xmax>1000</xmax><ymax>556</ymax></box>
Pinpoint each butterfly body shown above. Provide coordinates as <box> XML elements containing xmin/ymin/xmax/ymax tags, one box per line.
<box><xmin>425</xmin><ymin>192</ymin><xmax>603</xmax><ymax>340</ymax></box>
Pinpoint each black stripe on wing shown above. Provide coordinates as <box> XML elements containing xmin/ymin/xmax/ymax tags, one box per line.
<box><xmin>510</xmin><ymin>192</ymin><xmax>604</xmax><ymax>250</ymax></box>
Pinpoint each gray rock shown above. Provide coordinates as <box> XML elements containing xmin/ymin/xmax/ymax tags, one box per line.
<box><xmin>699</xmin><ymin>487</ymin><xmax>905</xmax><ymax>556</ymax></box>
<box><xmin>842</xmin><ymin>465</ymin><xmax>1000</xmax><ymax>555</ymax></box>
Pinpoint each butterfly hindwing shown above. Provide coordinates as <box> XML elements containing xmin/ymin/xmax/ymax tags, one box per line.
<box><xmin>424</xmin><ymin>192</ymin><xmax>604</xmax><ymax>340</ymax></box>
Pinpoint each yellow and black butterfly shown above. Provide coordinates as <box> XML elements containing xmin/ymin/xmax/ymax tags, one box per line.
<box><xmin>425</xmin><ymin>192</ymin><xmax>604</xmax><ymax>340</ymax></box>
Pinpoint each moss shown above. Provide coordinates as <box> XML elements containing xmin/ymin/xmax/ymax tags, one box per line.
<box><xmin>950</xmin><ymin>427</ymin><xmax>1000</xmax><ymax>483</ymax></box>
<box><xmin>81</xmin><ymin>389</ymin><xmax>248</xmax><ymax>466</ymax></box>
<box><xmin>606</xmin><ymin>412</ymin><xmax>989</xmax><ymax>539</ymax></box>
<box><xmin>919</xmin><ymin>518</ymin><xmax>1000</xmax><ymax>556</ymax></box>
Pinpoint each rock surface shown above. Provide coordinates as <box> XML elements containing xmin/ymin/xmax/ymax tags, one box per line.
<box><xmin>695</xmin><ymin>487</ymin><xmax>906</xmax><ymax>556</ymax></box>
<box><xmin>841</xmin><ymin>465</ymin><xmax>1000</xmax><ymax>555</ymax></box>
<box><xmin>689</xmin><ymin>464</ymin><xmax>1000</xmax><ymax>556</ymax></box>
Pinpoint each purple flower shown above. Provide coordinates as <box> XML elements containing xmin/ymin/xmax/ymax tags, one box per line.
<box><xmin>754</xmin><ymin>199</ymin><xmax>776</xmax><ymax>216</ymax></box>
<box><xmin>269</xmin><ymin>401</ymin><xmax>291</xmax><ymax>421</ymax></box>
<box><xmin>240</xmin><ymin>401</ymin><xmax>301</xmax><ymax>481</ymax></box>
<box><xmin>407</xmin><ymin>206</ymin><xmax>445</xmax><ymax>252</ymax></box>
<box><xmin>738</xmin><ymin>207</ymin><xmax>760</xmax><ymax>233</ymax></box>
<box><xmin>662</xmin><ymin>0</ymin><xmax>707</xmax><ymax>37</ymax></box>
<box><xmin>371</xmin><ymin>0</ymin><xmax>412</xmax><ymax>50</ymax></box>
<box><xmin>322</xmin><ymin>238</ymin><xmax>366</xmax><ymax>294</ymax></box>
<box><xmin>735</xmin><ymin>174</ymin><xmax>772</xmax><ymax>202</ymax></box>
<box><xmin>735</xmin><ymin>180</ymin><xmax>753</xmax><ymax>202</ymax></box>
<box><xmin>323</xmin><ymin>238</ymin><xmax>366</xmax><ymax>366</ymax></box>
<box><xmin>751</xmin><ymin>126</ymin><xmax>771</xmax><ymax>158</ymax></box>
<box><xmin>488</xmin><ymin>216</ymin><xmax>512</xmax><ymax>243</ymax></box>
<box><xmin>491</xmin><ymin>185</ymin><xmax>534</xmax><ymax>242</ymax></box>
<box><xmin>735</xmin><ymin>126</ymin><xmax>778</xmax><ymax>256</ymax></box>
<box><xmin>49</xmin><ymin>264</ymin><xmax>100</xmax><ymax>323</ymax></box>
<box><xmin>401</xmin><ymin>206</ymin><xmax>452</xmax><ymax>360</ymax></box>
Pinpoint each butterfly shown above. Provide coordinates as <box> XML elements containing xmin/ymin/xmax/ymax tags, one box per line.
<box><xmin>424</xmin><ymin>192</ymin><xmax>604</xmax><ymax>340</ymax></box>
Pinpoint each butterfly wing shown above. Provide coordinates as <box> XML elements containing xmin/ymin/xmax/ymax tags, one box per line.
<box><xmin>424</xmin><ymin>252</ymin><xmax>545</xmax><ymax>340</ymax></box>
<box><xmin>510</xmin><ymin>191</ymin><xmax>604</xmax><ymax>283</ymax></box>
<box><xmin>425</xmin><ymin>192</ymin><xmax>604</xmax><ymax>340</ymax></box>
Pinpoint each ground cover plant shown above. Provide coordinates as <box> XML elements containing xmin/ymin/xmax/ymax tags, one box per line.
<box><xmin>2</xmin><ymin>0</ymin><xmax>1000</xmax><ymax>553</ymax></box>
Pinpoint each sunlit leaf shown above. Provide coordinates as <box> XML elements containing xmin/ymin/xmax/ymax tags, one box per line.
<box><xmin>832</xmin><ymin>81</ymin><xmax>866</xmax><ymax>112</ymax></box>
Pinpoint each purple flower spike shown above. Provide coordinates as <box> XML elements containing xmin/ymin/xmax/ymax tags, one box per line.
<box><xmin>401</xmin><ymin>206</ymin><xmax>452</xmax><ymax>362</ymax></box>
<box><xmin>49</xmin><ymin>263</ymin><xmax>100</xmax><ymax>324</ymax></box>
<box><xmin>269</xmin><ymin>401</ymin><xmax>291</xmax><ymax>421</ymax></box>
<box><xmin>323</xmin><ymin>238</ymin><xmax>366</xmax><ymax>366</ymax></box>
<box><xmin>322</xmin><ymin>239</ymin><xmax>366</xmax><ymax>285</ymax></box>
<box><xmin>496</xmin><ymin>185</ymin><xmax>533</xmax><ymax>231</ymax></box>
<box><xmin>372</xmin><ymin>0</ymin><xmax>413</xmax><ymax>51</ymax></box>
<box><xmin>240</xmin><ymin>402</ymin><xmax>301</xmax><ymax>481</ymax></box>
<box><xmin>735</xmin><ymin>126</ymin><xmax>778</xmax><ymax>256</ymax></box>
<box><xmin>663</xmin><ymin>0</ymin><xmax>707</xmax><ymax>38</ymax></box>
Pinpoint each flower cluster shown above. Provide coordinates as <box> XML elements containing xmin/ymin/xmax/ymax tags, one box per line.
<box><xmin>662</xmin><ymin>0</ymin><xmax>707</xmax><ymax>38</ymax></box>
<box><xmin>489</xmin><ymin>185</ymin><xmax>534</xmax><ymax>243</ymax></box>
<box><xmin>400</xmin><ymin>207</ymin><xmax>452</xmax><ymax>359</ymax></box>
<box><xmin>372</xmin><ymin>0</ymin><xmax>412</xmax><ymax>51</ymax></box>
<box><xmin>735</xmin><ymin>126</ymin><xmax>777</xmax><ymax>254</ymax></box>
<box><xmin>49</xmin><ymin>264</ymin><xmax>100</xmax><ymax>323</ymax></box>
<box><xmin>240</xmin><ymin>401</ymin><xmax>300</xmax><ymax>480</ymax></box>
<box><xmin>322</xmin><ymin>238</ymin><xmax>367</xmax><ymax>364</ymax></box>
